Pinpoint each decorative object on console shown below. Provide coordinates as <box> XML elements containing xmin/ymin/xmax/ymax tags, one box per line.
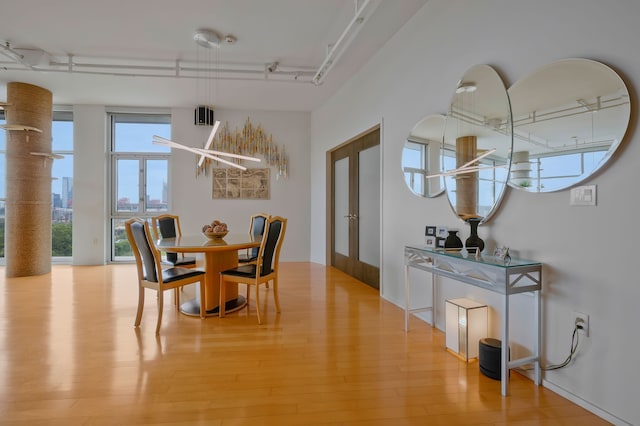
<box><xmin>445</xmin><ymin>298</ymin><xmax>488</xmax><ymax>362</ymax></box>
<box><xmin>197</xmin><ymin>118</ymin><xmax>289</xmax><ymax>180</ymax></box>
<box><xmin>424</xmin><ymin>225</ymin><xmax>436</xmax><ymax>247</ymax></box>
<box><xmin>424</xmin><ymin>235</ymin><xmax>436</xmax><ymax>249</ymax></box>
<box><xmin>503</xmin><ymin>247</ymin><xmax>511</xmax><ymax>265</ymax></box>
<box><xmin>464</xmin><ymin>217</ymin><xmax>484</xmax><ymax>254</ymax></box>
<box><xmin>493</xmin><ymin>245</ymin><xmax>511</xmax><ymax>264</ymax></box>
<box><xmin>444</xmin><ymin>229</ymin><xmax>463</xmax><ymax>251</ymax></box>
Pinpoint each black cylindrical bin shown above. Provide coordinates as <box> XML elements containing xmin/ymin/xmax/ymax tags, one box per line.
<box><xmin>479</xmin><ymin>338</ymin><xmax>509</xmax><ymax>380</ymax></box>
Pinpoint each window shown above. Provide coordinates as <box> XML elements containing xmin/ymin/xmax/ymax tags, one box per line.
<box><xmin>51</xmin><ymin>112</ymin><xmax>74</xmax><ymax>260</ymax></box>
<box><xmin>109</xmin><ymin>113</ymin><xmax>170</xmax><ymax>261</ymax></box>
<box><xmin>0</xmin><ymin>111</ymin><xmax>73</xmax><ymax>262</ymax></box>
<box><xmin>403</xmin><ymin>140</ymin><xmax>427</xmax><ymax>196</ymax></box>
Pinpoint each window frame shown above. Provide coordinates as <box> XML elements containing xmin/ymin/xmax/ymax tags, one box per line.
<box><xmin>107</xmin><ymin>112</ymin><xmax>171</xmax><ymax>262</ymax></box>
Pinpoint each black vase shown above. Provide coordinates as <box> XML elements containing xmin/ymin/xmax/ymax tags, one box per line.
<box><xmin>444</xmin><ymin>230</ymin><xmax>463</xmax><ymax>251</ymax></box>
<box><xmin>465</xmin><ymin>218</ymin><xmax>485</xmax><ymax>254</ymax></box>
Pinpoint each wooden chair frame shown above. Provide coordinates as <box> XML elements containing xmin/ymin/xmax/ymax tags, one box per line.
<box><xmin>220</xmin><ymin>216</ymin><xmax>287</xmax><ymax>324</ymax></box>
<box><xmin>238</xmin><ymin>212</ymin><xmax>270</xmax><ymax>264</ymax></box>
<box><xmin>125</xmin><ymin>217</ymin><xmax>206</xmax><ymax>334</ymax></box>
<box><xmin>151</xmin><ymin>213</ymin><xmax>197</xmax><ymax>268</ymax></box>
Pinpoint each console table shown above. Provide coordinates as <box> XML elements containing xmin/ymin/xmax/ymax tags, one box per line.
<box><xmin>404</xmin><ymin>245</ymin><xmax>542</xmax><ymax>395</ymax></box>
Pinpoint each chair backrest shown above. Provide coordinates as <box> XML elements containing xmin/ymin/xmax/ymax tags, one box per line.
<box><xmin>248</xmin><ymin>213</ymin><xmax>269</xmax><ymax>258</ymax></box>
<box><xmin>152</xmin><ymin>214</ymin><xmax>183</xmax><ymax>263</ymax></box>
<box><xmin>125</xmin><ymin>218</ymin><xmax>160</xmax><ymax>283</ymax></box>
<box><xmin>259</xmin><ymin>216</ymin><xmax>287</xmax><ymax>276</ymax></box>
<box><xmin>152</xmin><ymin>214</ymin><xmax>182</xmax><ymax>240</ymax></box>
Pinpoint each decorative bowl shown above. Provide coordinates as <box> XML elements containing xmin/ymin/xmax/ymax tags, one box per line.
<box><xmin>203</xmin><ymin>229</ymin><xmax>229</xmax><ymax>240</ymax></box>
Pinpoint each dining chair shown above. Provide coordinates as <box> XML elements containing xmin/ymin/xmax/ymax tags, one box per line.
<box><xmin>238</xmin><ymin>212</ymin><xmax>270</xmax><ymax>265</ymax></box>
<box><xmin>125</xmin><ymin>217</ymin><xmax>207</xmax><ymax>334</ymax></box>
<box><xmin>151</xmin><ymin>214</ymin><xmax>197</xmax><ymax>268</ymax></box>
<box><xmin>219</xmin><ymin>216</ymin><xmax>287</xmax><ymax>324</ymax></box>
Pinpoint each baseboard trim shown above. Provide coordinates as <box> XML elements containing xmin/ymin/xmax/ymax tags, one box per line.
<box><xmin>540</xmin><ymin>378</ymin><xmax>630</xmax><ymax>425</ymax></box>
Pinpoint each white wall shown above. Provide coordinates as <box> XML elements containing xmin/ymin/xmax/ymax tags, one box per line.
<box><xmin>71</xmin><ymin>106</ymin><xmax>310</xmax><ymax>264</ymax></box>
<box><xmin>170</xmin><ymin>108</ymin><xmax>310</xmax><ymax>262</ymax></box>
<box><xmin>72</xmin><ymin>105</ymin><xmax>107</xmax><ymax>265</ymax></box>
<box><xmin>310</xmin><ymin>1</ymin><xmax>639</xmax><ymax>424</ymax></box>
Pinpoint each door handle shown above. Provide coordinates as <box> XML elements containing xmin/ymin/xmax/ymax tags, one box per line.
<box><xmin>343</xmin><ymin>214</ymin><xmax>358</xmax><ymax>220</ymax></box>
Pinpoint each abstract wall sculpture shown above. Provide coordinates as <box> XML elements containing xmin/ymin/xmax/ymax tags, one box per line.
<box><xmin>197</xmin><ymin>117</ymin><xmax>288</xmax><ymax>179</ymax></box>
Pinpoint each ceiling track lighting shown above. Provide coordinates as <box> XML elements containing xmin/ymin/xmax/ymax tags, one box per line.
<box><xmin>266</xmin><ymin>61</ymin><xmax>279</xmax><ymax>73</ymax></box>
<box><xmin>0</xmin><ymin>36</ymin><xmax>314</xmax><ymax>83</ymax></box>
<box><xmin>312</xmin><ymin>0</ymin><xmax>381</xmax><ymax>85</ymax></box>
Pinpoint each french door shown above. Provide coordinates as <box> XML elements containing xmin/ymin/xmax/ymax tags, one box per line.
<box><xmin>329</xmin><ymin>127</ymin><xmax>380</xmax><ymax>289</ymax></box>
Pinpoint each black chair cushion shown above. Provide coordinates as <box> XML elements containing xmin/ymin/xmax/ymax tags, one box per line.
<box><xmin>221</xmin><ymin>264</ymin><xmax>275</xmax><ymax>279</ymax></box>
<box><xmin>161</xmin><ymin>267</ymin><xmax>205</xmax><ymax>283</ymax></box>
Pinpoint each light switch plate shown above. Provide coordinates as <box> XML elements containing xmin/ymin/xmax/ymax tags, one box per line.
<box><xmin>570</xmin><ymin>185</ymin><xmax>596</xmax><ymax>206</ymax></box>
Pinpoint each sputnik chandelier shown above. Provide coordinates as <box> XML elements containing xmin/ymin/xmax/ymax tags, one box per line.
<box><xmin>152</xmin><ymin>133</ymin><xmax>260</xmax><ymax>171</ymax></box>
<box><xmin>152</xmin><ymin>29</ymin><xmax>261</xmax><ymax>171</ymax></box>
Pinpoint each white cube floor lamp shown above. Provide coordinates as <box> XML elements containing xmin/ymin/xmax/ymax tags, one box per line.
<box><xmin>445</xmin><ymin>298</ymin><xmax>488</xmax><ymax>361</ymax></box>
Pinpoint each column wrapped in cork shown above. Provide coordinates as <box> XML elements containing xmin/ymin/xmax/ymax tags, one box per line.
<box><xmin>455</xmin><ymin>136</ymin><xmax>478</xmax><ymax>220</ymax></box>
<box><xmin>5</xmin><ymin>82</ymin><xmax>53</xmax><ymax>277</ymax></box>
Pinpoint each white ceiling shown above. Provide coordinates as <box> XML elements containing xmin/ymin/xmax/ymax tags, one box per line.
<box><xmin>0</xmin><ymin>0</ymin><xmax>427</xmax><ymax>111</ymax></box>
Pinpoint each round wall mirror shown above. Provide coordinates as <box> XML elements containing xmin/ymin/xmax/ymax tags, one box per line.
<box><xmin>402</xmin><ymin>114</ymin><xmax>445</xmax><ymax>198</ymax></box>
<box><xmin>508</xmin><ymin>58</ymin><xmax>630</xmax><ymax>192</ymax></box>
<box><xmin>443</xmin><ymin>64</ymin><xmax>513</xmax><ymax>223</ymax></box>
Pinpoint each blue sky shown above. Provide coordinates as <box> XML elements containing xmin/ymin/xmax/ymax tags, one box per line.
<box><xmin>0</xmin><ymin>118</ymin><xmax>171</xmax><ymax>203</ymax></box>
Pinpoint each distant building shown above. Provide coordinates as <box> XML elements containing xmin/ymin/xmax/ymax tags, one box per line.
<box><xmin>53</xmin><ymin>193</ymin><xmax>62</xmax><ymax>208</ymax></box>
<box><xmin>62</xmin><ymin>177</ymin><xmax>73</xmax><ymax>208</ymax></box>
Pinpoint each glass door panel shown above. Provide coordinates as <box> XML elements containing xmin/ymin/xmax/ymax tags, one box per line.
<box><xmin>334</xmin><ymin>157</ymin><xmax>349</xmax><ymax>257</ymax></box>
<box><xmin>358</xmin><ymin>145</ymin><xmax>380</xmax><ymax>267</ymax></box>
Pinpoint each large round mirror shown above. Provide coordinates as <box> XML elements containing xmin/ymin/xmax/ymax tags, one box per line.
<box><xmin>508</xmin><ymin>59</ymin><xmax>630</xmax><ymax>192</ymax></box>
<box><xmin>443</xmin><ymin>64</ymin><xmax>513</xmax><ymax>223</ymax></box>
<box><xmin>403</xmin><ymin>114</ymin><xmax>445</xmax><ymax>197</ymax></box>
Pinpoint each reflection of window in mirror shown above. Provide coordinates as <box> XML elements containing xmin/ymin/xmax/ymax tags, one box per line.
<box><xmin>516</xmin><ymin>151</ymin><xmax>607</xmax><ymax>192</ymax></box>
<box><xmin>478</xmin><ymin>158</ymin><xmax>508</xmax><ymax>218</ymax></box>
<box><xmin>443</xmin><ymin>147</ymin><xmax>508</xmax><ymax>218</ymax></box>
<box><xmin>403</xmin><ymin>140</ymin><xmax>428</xmax><ymax>196</ymax></box>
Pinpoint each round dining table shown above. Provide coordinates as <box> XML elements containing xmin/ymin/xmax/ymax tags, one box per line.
<box><xmin>156</xmin><ymin>233</ymin><xmax>261</xmax><ymax>317</ymax></box>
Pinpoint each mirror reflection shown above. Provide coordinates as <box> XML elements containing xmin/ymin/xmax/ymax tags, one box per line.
<box><xmin>403</xmin><ymin>114</ymin><xmax>445</xmax><ymax>198</ymax></box>
<box><xmin>443</xmin><ymin>64</ymin><xmax>512</xmax><ymax>222</ymax></box>
<box><xmin>508</xmin><ymin>59</ymin><xmax>630</xmax><ymax>192</ymax></box>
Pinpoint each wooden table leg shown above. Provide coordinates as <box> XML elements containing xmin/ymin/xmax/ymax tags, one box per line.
<box><xmin>203</xmin><ymin>250</ymin><xmax>238</xmax><ymax>311</ymax></box>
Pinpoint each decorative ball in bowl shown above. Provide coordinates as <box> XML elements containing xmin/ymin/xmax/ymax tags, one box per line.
<box><xmin>202</xmin><ymin>220</ymin><xmax>228</xmax><ymax>240</ymax></box>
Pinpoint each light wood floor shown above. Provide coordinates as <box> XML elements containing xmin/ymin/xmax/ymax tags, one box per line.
<box><xmin>0</xmin><ymin>263</ymin><xmax>608</xmax><ymax>426</ymax></box>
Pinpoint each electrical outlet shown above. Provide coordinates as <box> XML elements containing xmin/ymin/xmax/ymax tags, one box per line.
<box><xmin>572</xmin><ymin>311</ymin><xmax>589</xmax><ymax>337</ymax></box>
